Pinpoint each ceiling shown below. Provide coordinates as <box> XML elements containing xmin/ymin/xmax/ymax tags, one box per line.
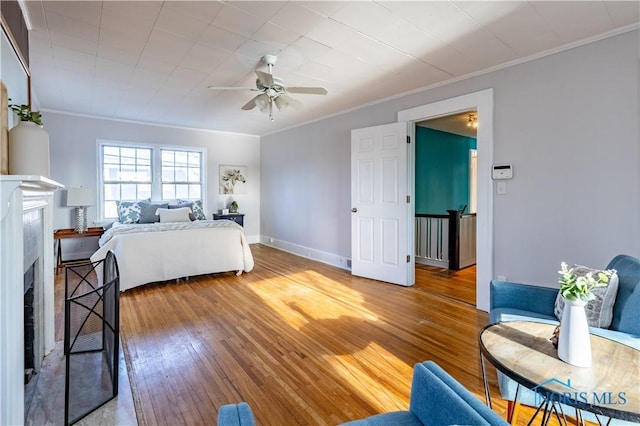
<box><xmin>418</xmin><ymin>111</ymin><xmax>477</xmax><ymax>138</ymax></box>
<box><xmin>22</xmin><ymin>1</ymin><xmax>639</xmax><ymax>136</ymax></box>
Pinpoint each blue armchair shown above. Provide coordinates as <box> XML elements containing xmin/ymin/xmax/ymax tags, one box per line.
<box><xmin>489</xmin><ymin>254</ymin><xmax>640</xmax><ymax>424</ymax></box>
<box><xmin>217</xmin><ymin>362</ymin><xmax>508</xmax><ymax>426</ymax></box>
<box><xmin>340</xmin><ymin>361</ymin><xmax>507</xmax><ymax>426</ymax></box>
<box><xmin>217</xmin><ymin>402</ymin><xmax>255</xmax><ymax>426</ymax></box>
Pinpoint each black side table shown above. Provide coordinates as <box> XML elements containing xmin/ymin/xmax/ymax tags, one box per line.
<box><xmin>213</xmin><ymin>213</ymin><xmax>244</xmax><ymax>227</ymax></box>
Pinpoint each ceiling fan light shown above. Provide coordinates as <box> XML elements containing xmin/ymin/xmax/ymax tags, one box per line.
<box><xmin>274</xmin><ymin>96</ymin><xmax>289</xmax><ymax>110</ymax></box>
<box><xmin>255</xmin><ymin>94</ymin><xmax>269</xmax><ymax>111</ymax></box>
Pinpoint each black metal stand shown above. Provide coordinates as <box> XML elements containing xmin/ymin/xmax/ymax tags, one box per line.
<box><xmin>64</xmin><ymin>251</ymin><xmax>119</xmax><ymax>425</ymax></box>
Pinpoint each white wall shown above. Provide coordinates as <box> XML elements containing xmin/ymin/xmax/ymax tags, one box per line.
<box><xmin>44</xmin><ymin>112</ymin><xmax>261</xmax><ymax>257</ymax></box>
<box><xmin>261</xmin><ymin>30</ymin><xmax>639</xmax><ymax>294</ymax></box>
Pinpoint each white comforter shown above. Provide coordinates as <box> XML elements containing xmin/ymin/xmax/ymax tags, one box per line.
<box><xmin>90</xmin><ymin>220</ymin><xmax>254</xmax><ymax>291</ymax></box>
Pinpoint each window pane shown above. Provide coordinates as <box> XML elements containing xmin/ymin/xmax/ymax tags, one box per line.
<box><xmin>137</xmin><ymin>149</ymin><xmax>151</xmax><ymax>164</ymax></box>
<box><xmin>162</xmin><ymin>184</ymin><xmax>175</xmax><ymax>200</ymax></box>
<box><xmin>176</xmin><ymin>184</ymin><xmax>189</xmax><ymax>199</ymax></box>
<box><xmin>104</xmin><ymin>152</ymin><xmax>120</xmax><ymax>164</ymax></box>
<box><xmin>121</xmin><ymin>148</ymin><xmax>136</xmax><ymax>165</ymax></box>
<box><xmin>188</xmin><ymin>168</ymin><xmax>200</xmax><ymax>182</ymax></box>
<box><xmin>175</xmin><ymin>167</ymin><xmax>188</xmax><ymax>181</ymax></box>
<box><xmin>162</xmin><ymin>150</ymin><xmax>174</xmax><ymax>166</ymax></box>
<box><xmin>137</xmin><ymin>166</ymin><xmax>151</xmax><ymax>181</ymax></box>
<box><xmin>104</xmin><ymin>146</ymin><xmax>120</xmax><ymax>156</ymax></box>
<box><xmin>121</xmin><ymin>184</ymin><xmax>137</xmax><ymax>200</ymax></box>
<box><xmin>105</xmin><ymin>201</ymin><xmax>118</xmax><ymax>219</ymax></box>
<box><xmin>189</xmin><ymin>184</ymin><xmax>201</xmax><ymax>199</ymax></box>
<box><xmin>138</xmin><ymin>184</ymin><xmax>151</xmax><ymax>200</ymax></box>
<box><xmin>162</xmin><ymin>168</ymin><xmax>174</xmax><ymax>182</ymax></box>
<box><xmin>175</xmin><ymin>151</ymin><xmax>188</xmax><ymax>167</ymax></box>
<box><xmin>104</xmin><ymin>184</ymin><xmax>120</xmax><ymax>200</ymax></box>
<box><xmin>104</xmin><ymin>164</ymin><xmax>120</xmax><ymax>180</ymax></box>
<box><xmin>188</xmin><ymin>152</ymin><xmax>200</xmax><ymax>167</ymax></box>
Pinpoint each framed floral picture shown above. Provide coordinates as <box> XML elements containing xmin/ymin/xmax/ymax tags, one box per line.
<box><xmin>219</xmin><ymin>165</ymin><xmax>247</xmax><ymax>194</ymax></box>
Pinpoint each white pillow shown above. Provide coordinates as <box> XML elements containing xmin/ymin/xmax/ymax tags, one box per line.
<box><xmin>157</xmin><ymin>207</ymin><xmax>192</xmax><ymax>223</ymax></box>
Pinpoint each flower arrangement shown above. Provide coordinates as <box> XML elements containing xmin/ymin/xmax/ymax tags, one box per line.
<box><xmin>558</xmin><ymin>262</ymin><xmax>615</xmax><ymax>302</ymax></box>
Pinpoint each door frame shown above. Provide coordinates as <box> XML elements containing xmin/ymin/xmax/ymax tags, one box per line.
<box><xmin>398</xmin><ymin>88</ymin><xmax>494</xmax><ymax>311</ymax></box>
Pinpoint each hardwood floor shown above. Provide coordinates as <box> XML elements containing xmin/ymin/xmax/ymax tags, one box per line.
<box><xmin>53</xmin><ymin>245</ymin><xmax>559</xmax><ymax>425</ymax></box>
<box><xmin>415</xmin><ymin>263</ymin><xmax>476</xmax><ymax>306</ymax></box>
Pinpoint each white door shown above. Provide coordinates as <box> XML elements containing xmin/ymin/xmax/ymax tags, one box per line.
<box><xmin>351</xmin><ymin>122</ymin><xmax>414</xmax><ymax>286</ymax></box>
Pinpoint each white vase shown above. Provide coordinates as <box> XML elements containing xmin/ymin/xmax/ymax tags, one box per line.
<box><xmin>8</xmin><ymin>121</ymin><xmax>50</xmax><ymax>177</ymax></box>
<box><xmin>557</xmin><ymin>298</ymin><xmax>592</xmax><ymax>367</ymax></box>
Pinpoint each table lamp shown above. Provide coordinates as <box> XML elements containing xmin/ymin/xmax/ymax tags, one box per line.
<box><xmin>67</xmin><ymin>187</ymin><xmax>94</xmax><ymax>233</ymax></box>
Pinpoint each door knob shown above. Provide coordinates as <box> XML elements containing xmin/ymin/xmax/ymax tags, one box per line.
<box><xmin>351</xmin><ymin>208</ymin><xmax>358</xmax><ymax>213</ymax></box>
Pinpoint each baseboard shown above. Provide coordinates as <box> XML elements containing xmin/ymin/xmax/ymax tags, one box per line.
<box><xmin>415</xmin><ymin>257</ymin><xmax>448</xmax><ymax>268</ymax></box>
<box><xmin>246</xmin><ymin>235</ymin><xmax>260</xmax><ymax>244</ymax></box>
<box><xmin>259</xmin><ymin>236</ymin><xmax>351</xmax><ymax>271</ymax></box>
<box><xmin>60</xmin><ymin>249</ymin><xmax>96</xmax><ymax>261</ymax></box>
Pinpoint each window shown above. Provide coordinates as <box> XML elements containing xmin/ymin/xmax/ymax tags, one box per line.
<box><xmin>161</xmin><ymin>149</ymin><xmax>202</xmax><ymax>200</ymax></box>
<box><xmin>98</xmin><ymin>141</ymin><xmax>206</xmax><ymax>220</ymax></box>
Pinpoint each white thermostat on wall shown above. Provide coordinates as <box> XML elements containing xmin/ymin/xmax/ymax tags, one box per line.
<box><xmin>492</xmin><ymin>164</ymin><xmax>513</xmax><ymax>180</ymax></box>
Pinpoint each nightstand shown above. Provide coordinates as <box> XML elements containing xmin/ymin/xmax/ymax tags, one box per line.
<box><xmin>53</xmin><ymin>227</ymin><xmax>104</xmax><ymax>273</ymax></box>
<box><xmin>213</xmin><ymin>213</ymin><xmax>244</xmax><ymax>227</ymax></box>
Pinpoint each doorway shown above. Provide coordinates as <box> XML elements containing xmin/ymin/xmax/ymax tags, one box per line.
<box><xmin>398</xmin><ymin>88</ymin><xmax>494</xmax><ymax>312</ymax></box>
<box><xmin>414</xmin><ymin>110</ymin><xmax>478</xmax><ymax>306</ymax></box>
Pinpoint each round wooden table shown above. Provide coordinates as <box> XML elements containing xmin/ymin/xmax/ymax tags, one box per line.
<box><xmin>479</xmin><ymin>321</ymin><xmax>640</xmax><ymax>423</ymax></box>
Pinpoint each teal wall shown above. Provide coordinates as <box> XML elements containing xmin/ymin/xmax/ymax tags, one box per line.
<box><xmin>415</xmin><ymin>127</ymin><xmax>477</xmax><ymax>215</ymax></box>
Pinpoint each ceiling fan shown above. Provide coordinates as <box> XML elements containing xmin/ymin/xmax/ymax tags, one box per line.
<box><xmin>208</xmin><ymin>54</ymin><xmax>328</xmax><ymax>121</ymax></box>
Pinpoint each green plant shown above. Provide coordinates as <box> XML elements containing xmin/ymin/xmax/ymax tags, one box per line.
<box><xmin>558</xmin><ymin>262</ymin><xmax>614</xmax><ymax>302</ymax></box>
<box><xmin>8</xmin><ymin>98</ymin><xmax>43</xmax><ymax>126</ymax></box>
<box><xmin>229</xmin><ymin>201</ymin><xmax>238</xmax><ymax>211</ymax></box>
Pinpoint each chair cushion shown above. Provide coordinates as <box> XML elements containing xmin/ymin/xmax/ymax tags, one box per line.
<box><xmin>490</xmin><ymin>307</ymin><xmax>558</xmax><ymax>325</ymax></box>
<box><xmin>553</xmin><ymin>266</ymin><xmax>619</xmax><ymax>328</ymax></box>
<box><xmin>340</xmin><ymin>411</ymin><xmax>423</xmax><ymax>426</ymax></box>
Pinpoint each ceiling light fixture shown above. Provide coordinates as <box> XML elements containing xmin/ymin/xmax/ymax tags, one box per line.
<box><xmin>467</xmin><ymin>113</ymin><xmax>478</xmax><ymax>129</ymax></box>
<box><xmin>273</xmin><ymin>96</ymin><xmax>289</xmax><ymax>111</ymax></box>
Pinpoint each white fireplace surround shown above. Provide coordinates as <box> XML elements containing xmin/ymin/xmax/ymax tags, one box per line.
<box><xmin>0</xmin><ymin>176</ymin><xmax>63</xmax><ymax>425</ymax></box>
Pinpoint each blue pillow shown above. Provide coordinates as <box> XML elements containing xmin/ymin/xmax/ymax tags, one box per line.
<box><xmin>138</xmin><ymin>202</ymin><xmax>168</xmax><ymax>223</ymax></box>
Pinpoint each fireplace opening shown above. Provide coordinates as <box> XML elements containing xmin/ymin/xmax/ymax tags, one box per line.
<box><xmin>24</xmin><ymin>263</ymin><xmax>35</xmax><ymax>384</ymax></box>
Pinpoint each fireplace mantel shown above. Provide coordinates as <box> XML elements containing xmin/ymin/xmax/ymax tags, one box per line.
<box><xmin>1</xmin><ymin>175</ymin><xmax>63</xmax><ymax>425</ymax></box>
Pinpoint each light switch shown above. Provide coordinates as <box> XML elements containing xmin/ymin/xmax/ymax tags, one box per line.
<box><xmin>496</xmin><ymin>181</ymin><xmax>506</xmax><ymax>195</ymax></box>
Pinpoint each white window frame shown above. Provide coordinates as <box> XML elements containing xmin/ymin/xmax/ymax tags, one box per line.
<box><xmin>96</xmin><ymin>140</ymin><xmax>207</xmax><ymax>221</ymax></box>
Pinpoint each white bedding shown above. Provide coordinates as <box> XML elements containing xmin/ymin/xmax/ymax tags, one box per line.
<box><xmin>90</xmin><ymin>220</ymin><xmax>254</xmax><ymax>291</ymax></box>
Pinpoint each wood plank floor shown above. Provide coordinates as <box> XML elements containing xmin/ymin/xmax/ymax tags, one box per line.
<box><xmin>53</xmin><ymin>245</ymin><xmax>563</xmax><ymax>425</ymax></box>
<box><xmin>415</xmin><ymin>263</ymin><xmax>476</xmax><ymax>306</ymax></box>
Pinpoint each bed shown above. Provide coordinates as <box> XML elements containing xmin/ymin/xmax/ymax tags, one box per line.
<box><xmin>90</xmin><ymin>220</ymin><xmax>254</xmax><ymax>291</ymax></box>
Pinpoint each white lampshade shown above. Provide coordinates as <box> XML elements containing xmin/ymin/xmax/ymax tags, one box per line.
<box><xmin>255</xmin><ymin>94</ymin><xmax>270</xmax><ymax>112</ymax></box>
<box><xmin>274</xmin><ymin>96</ymin><xmax>289</xmax><ymax>110</ymax></box>
<box><xmin>67</xmin><ymin>187</ymin><xmax>94</xmax><ymax>207</ymax></box>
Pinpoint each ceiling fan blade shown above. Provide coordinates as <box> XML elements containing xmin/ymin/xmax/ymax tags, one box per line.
<box><xmin>241</xmin><ymin>95</ymin><xmax>260</xmax><ymax>110</ymax></box>
<box><xmin>208</xmin><ymin>86</ymin><xmax>258</xmax><ymax>91</ymax></box>
<box><xmin>286</xmin><ymin>86</ymin><xmax>328</xmax><ymax>95</ymax></box>
<box><xmin>255</xmin><ymin>70</ymin><xmax>274</xmax><ymax>87</ymax></box>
